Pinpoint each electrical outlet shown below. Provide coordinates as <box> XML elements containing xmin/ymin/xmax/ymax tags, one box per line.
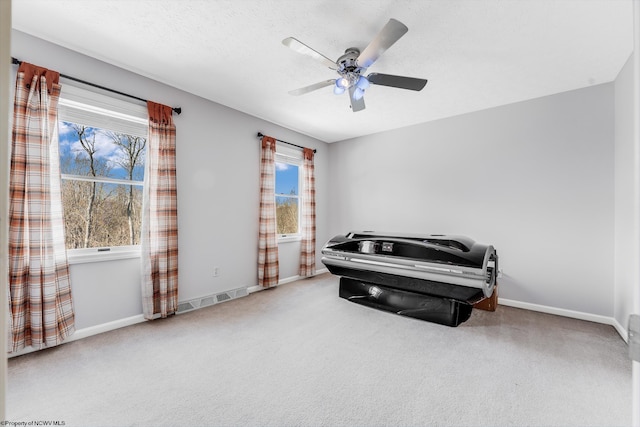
<box><xmin>213</xmin><ymin>266</ymin><xmax>219</xmax><ymax>277</ymax></box>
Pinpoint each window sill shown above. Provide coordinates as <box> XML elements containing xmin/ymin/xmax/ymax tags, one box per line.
<box><xmin>67</xmin><ymin>246</ymin><xmax>141</xmax><ymax>265</ymax></box>
<box><xmin>278</xmin><ymin>235</ymin><xmax>302</xmax><ymax>244</ymax></box>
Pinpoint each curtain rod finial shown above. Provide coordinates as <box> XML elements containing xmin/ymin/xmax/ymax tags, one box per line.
<box><xmin>257</xmin><ymin>132</ymin><xmax>264</xmax><ymax>138</ymax></box>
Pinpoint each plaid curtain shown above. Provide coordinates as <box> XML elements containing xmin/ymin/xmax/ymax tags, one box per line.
<box><xmin>141</xmin><ymin>101</ymin><xmax>179</xmax><ymax>319</ymax></box>
<box><xmin>299</xmin><ymin>148</ymin><xmax>316</xmax><ymax>277</ymax></box>
<box><xmin>258</xmin><ymin>136</ymin><xmax>279</xmax><ymax>287</ymax></box>
<box><xmin>8</xmin><ymin>62</ymin><xmax>75</xmax><ymax>353</ymax></box>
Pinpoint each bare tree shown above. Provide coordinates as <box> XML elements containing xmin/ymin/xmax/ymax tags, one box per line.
<box><xmin>61</xmin><ymin>122</ymin><xmax>144</xmax><ymax>249</ymax></box>
<box><xmin>72</xmin><ymin>124</ymin><xmax>99</xmax><ymax>248</ymax></box>
<box><xmin>108</xmin><ymin>132</ymin><xmax>146</xmax><ymax>245</ymax></box>
<box><xmin>276</xmin><ymin>189</ymin><xmax>299</xmax><ymax>234</ymax></box>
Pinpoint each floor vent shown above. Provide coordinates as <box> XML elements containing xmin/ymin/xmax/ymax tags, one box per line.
<box><xmin>201</xmin><ymin>296</ymin><xmax>216</xmax><ymax>307</ymax></box>
<box><xmin>176</xmin><ymin>287</ymin><xmax>248</xmax><ymax>314</ymax></box>
<box><xmin>177</xmin><ymin>302</ymin><xmax>195</xmax><ymax>313</ymax></box>
<box><xmin>216</xmin><ymin>293</ymin><xmax>231</xmax><ymax>303</ymax></box>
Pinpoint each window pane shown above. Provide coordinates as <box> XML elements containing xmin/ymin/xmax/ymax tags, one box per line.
<box><xmin>59</xmin><ymin>119</ymin><xmax>146</xmax><ymax>250</ymax></box>
<box><xmin>62</xmin><ymin>180</ymin><xmax>143</xmax><ymax>249</ymax></box>
<box><xmin>59</xmin><ymin>121</ymin><xmax>146</xmax><ymax>181</ymax></box>
<box><xmin>276</xmin><ymin>196</ymin><xmax>298</xmax><ymax>235</ymax></box>
<box><xmin>275</xmin><ymin>162</ymin><xmax>298</xmax><ymax>195</ymax></box>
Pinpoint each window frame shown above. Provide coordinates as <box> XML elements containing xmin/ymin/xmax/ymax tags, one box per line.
<box><xmin>274</xmin><ymin>144</ymin><xmax>303</xmax><ymax>242</ymax></box>
<box><xmin>57</xmin><ymin>84</ymin><xmax>148</xmax><ymax>263</ymax></box>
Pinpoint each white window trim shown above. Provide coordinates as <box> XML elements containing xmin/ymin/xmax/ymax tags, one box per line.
<box><xmin>67</xmin><ymin>245</ymin><xmax>141</xmax><ymax>264</ymax></box>
<box><xmin>58</xmin><ymin>84</ymin><xmax>147</xmax><ymax>136</ymax></box>
<box><xmin>58</xmin><ymin>84</ymin><xmax>148</xmax><ymax>260</ymax></box>
<box><xmin>278</xmin><ymin>234</ymin><xmax>302</xmax><ymax>243</ymax></box>
<box><xmin>275</xmin><ymin>144</ymin><xmax>303</xmax><ymax>242</ymax></box>
<box><xmin>61</xmin><ymin>173</ymin><xmax>144</xmax><ymax>186</ymax></box>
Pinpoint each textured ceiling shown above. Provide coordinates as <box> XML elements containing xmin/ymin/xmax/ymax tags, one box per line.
<box><xmin>12</xmin><ymin>0</ymin><xmax>634</xmax><ymax>143</ymax></box>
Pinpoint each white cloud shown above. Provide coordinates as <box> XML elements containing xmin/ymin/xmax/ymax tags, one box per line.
<box><xmin>275</xmin><ymin>162</ymin><xmax>289</xmax><ymax>171</ymax></box>
<box><xmin>60</xmin><ymin>124</ymin><xmax>141</xmax><ymax>168</ymax></box>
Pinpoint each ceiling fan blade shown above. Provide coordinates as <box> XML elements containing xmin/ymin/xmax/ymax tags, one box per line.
<box><xmin>288</xmin><ymin>79</ymin><xmax>335</xmax><ymax>96</ymax></box>
<box><xmin>282</xmin><ymin>37</ymin><xmax>337</xmax><ymax>70</ymax></box>
<box><xmin>367</xmin><ymin>73</ymin><xmax>428</xmax><ymax>91</ymax></box>
<box><xmin>357</xmin><ymin>19</ymin><xmax>408</xmax><ymax>69</ymax></box>
<box><xmin>349</xmin><ymin>86</ymin><xmax>366</xmax><ymax>112</ymax></box>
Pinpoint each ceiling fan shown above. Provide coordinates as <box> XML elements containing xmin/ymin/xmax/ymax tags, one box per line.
<box><xmin>282</xmin><ymin>18</ymin><xmax>428</xmax><ymax>112</ymax></box>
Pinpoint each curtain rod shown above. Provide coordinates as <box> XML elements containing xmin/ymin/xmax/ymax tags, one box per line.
<box><xmin>256</xmin><ymin>132</ymin><xmax>316</xmax><ymax>153</ymax></box>
<box><xmin>11</xmin><ymin>57</ymin><xmax>182</xmax><ymax>115</ymax></box>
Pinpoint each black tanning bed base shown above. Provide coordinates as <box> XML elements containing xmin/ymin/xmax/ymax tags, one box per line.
<box><xmin>339</xmin><ymin>277</ymin><xmax>473</xmax><ymax>327</ymax></box>
<box><xmin>326</xmin><ymin>264</ymin><xmax>485</xmax><ymax>304</ymax></box>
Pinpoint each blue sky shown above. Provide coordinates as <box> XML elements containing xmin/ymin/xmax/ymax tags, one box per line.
<box><xmin>58</xmin><ymin>121</ymin><xmax>145</xmax><ymax>181</ymax></box>
<box><xmin>60</xmin><ymin>120</ymin><xmax>297</xmax><ymax>192</ymax></box>
<box><xmin>275</xmin><ymin>162</ymin><xmax>298</xmax><ymax>196</ymax></box>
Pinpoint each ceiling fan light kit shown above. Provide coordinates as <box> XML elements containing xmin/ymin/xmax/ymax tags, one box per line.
<box><xmin>282</xmin><ymin>18</ymin><xmax>428</xmax><ymax>112</ymax></box>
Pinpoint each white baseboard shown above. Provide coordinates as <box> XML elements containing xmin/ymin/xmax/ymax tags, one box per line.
<box><xmin>10</xmin><ymin>270</ymin><xmax>332</xmax><ymax>358</ymax></box>
<box><xmin>247</xmin><ymin>268</ymin><xmax>329</xmax><ymax>294</ymax></box>
<box><xmin>612</xmin><ymin>318</ymin><xmax>629</xmax><ymax>343</ymax></box>
<box><xmin>73</xmin><ymin>314</ymin><xmax>148</xmax><ymax>340</ymax></box>
<box><xmin>499</xmin><ymin>298</ymin><xmax>628</xmax><ymax>342</ymax></box>
<box><xmin>8</xmin><ymin>314</ymin><xmax>147</xmax><ymax>358</ymax></box>
<box><xmin>11</xmin><ymin>271</ymin><xmax>624</xmax><ymax>358</ymax></box>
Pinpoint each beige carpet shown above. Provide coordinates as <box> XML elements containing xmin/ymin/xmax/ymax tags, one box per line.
<box><xmin>7</xmin><ymin>273</ymin><xmax>632</xmax><ymax>426</ymax></box>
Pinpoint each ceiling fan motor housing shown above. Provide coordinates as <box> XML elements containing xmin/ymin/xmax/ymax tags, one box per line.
<box><xmin>337</xmin><ymin>48</ymin><xmax>363</xmax><ymax>85</ymax></box>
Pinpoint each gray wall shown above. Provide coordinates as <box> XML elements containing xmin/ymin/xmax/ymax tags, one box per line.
<box><xmin>11</xmin><ymin>30</ymin><xmax>331</xmax><ymax>330</ymax></box>
<box><xmin>614</xmin><ymin>53</ymin><xmax>637</xmax><ymax>332</ymax></box>
<box><xmin>11</xmin><ymin>29</ymin><xmax>631</xmax><ymax>330</ymax></box>
<box><xmin>328</xmin><ymin>84</ymin><xmax>615</xmax><ymax>316</ymax></box>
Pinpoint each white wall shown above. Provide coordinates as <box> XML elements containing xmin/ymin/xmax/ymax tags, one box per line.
<box><xmin>11</xmin><ymin>30</ymin><xmax>331</xmax><ymax>330</ymax></box>
<box><xmin>614</xmin><ymin>53</ymin><xmax>636</xmax><ymax>334</ymax></box>
<box><xmin>328</xmin><ymin>84</ymin><xmax>615</xmax><ymax>316</ymax></box>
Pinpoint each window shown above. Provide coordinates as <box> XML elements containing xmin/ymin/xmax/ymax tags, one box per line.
<box><xmin>275</xmin><ymin>145</ymin><xmax>302</xmax><ymax>239</ymax></box>
<box><xmin>57</xmin><ymin>85</ymin><xmax>148</xmax><ymax>260</ymax></box>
